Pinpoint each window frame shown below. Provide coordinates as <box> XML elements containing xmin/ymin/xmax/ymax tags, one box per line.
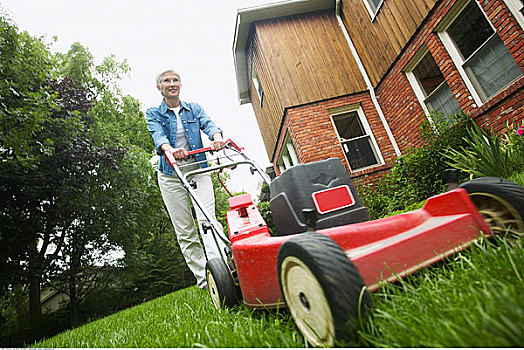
<box><xmin>404</xmin><ymin>46</ymin><xmax>461</xmax><ymax>121</ymax></box>
<box><xmin>329</xmin><ymin>104</ymin><xmax>384</xmax><ymax>172</ymax></box>
<box><xmin>276</xmin><ymin>132</ymin><xmax>299</xmax><ymax>173</ymax></box>
<box><xmin>436</xmin><ymin>0</ymin><xmax>522</xmax><ymax>106</ymax></box>
<box><xmin>251</xmin><ymin>64</ymin><xmax>264</xmax><ymax>107</ymax></box>
<box><xmin>362</xmin><ymin>0</ymin><xmax>384</xmax><ymax>19</ymax></box>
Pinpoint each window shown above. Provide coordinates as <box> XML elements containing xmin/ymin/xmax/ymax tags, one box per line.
<box><xmin>405</xmin><ymin>48</ymin><xmax>461</xmax><ymax>117</ymax></box>
<box><xmin>277</xmin><ymin>133</ymin><xmax>299</xmax><ymax>173</ymax></box>
<box><xmin>362</xmin><ymin>0</ymin><xmax>384</xmax><ymax>18</ymax></box>
<box><xmin>331</xmin><ymin>106</ymin><xmax>382</xmax><ymax>171</ymax></box>
<box><xmin>251</xmin><ymin>65</ymin><xmax>264</xmax><ymax>107</ymax></box>
<box><xmin>438</xmin><ymin>0</ymin><xmax>522</xmax><ymax>105</ymax></box>
<box><xmin>502</xmin><ymin>0</ymin><xmax>524</xmax><ymax>30</ymax></box>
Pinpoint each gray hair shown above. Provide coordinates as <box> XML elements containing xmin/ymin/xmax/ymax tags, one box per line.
<box><xmin>155</xmin><ymin>68</ymin><xmax>181</xmax><ymax>87</ymax></box>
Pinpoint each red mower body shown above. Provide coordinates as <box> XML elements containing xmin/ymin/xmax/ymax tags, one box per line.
<box><xmin>227</xmin><ymin>188</ymin><xmax>491</xmax><ymax>308</ymax></box>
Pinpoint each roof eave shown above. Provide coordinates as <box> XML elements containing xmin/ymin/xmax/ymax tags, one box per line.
<box><xmin>232</xmin><ymin>0</ymin><xmax>335</xmax><ymax>105</ymax></box>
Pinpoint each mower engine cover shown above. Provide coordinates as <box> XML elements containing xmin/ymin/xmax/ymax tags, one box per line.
<box><xmin>269</xmin><ymin>158</ymin><xmax>370</xmax><ymax>236</ymax></box>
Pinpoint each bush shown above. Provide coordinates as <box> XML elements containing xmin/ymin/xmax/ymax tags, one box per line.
<box><xmin>357</xmin><ymin>112</ymin><xmax>476</xmax><ymax>220</ymax></box>
<box><xmin>257</xmin><ymin>201</ymin><xmax>274</xmax><ymax>235</ymax></box>
<box><xmin>444</xmin><ymin>122</ymin><xmax>524</xmax><ymax>179</ymax></box>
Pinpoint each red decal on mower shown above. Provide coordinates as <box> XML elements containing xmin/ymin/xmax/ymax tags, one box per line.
<box><xmin>311</xmin><ymin>185</ymin><xmax>355</xmax><ymax>214</ymax></box>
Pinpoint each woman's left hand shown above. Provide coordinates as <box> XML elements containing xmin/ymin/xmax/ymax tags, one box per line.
<box><xmin>210</xmin><ymin>139</ymin><xmax>225</xmax><ymax>151</ymax></box>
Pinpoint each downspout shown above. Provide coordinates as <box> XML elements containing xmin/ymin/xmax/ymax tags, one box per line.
<box><xmin>335</xmin><ymin>0</ymin><xmax>401</xmax><ymax>157</ymax></box>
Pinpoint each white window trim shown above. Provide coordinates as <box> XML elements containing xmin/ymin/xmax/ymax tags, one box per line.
<box><xmin>404</xmin><ymin>46</ymin><xmax>460</xmax><ymax>125</ymax></box>
<box><xmin>330</xmin><ymin>104</ymin><xmax>384</xmax><ymax>172</ymax></box>
<box><xmin>404</xmin><ymin>46</ymin><xmax>432</xmax><ymax>117</ymax></box>
<box><xmin>436</xmin><ymin>0</ymin><xmax>499</xmax><ymax>108</ymax></box>
<box><xmin>286</xmin><ymin>141</ymin><xmax>299</xmax><ymax>165</ymax></box>
<box><xmin>277</xmin><ymin>132</ymin><xmax>299</xmax><ymax>172</ymax></box>
<box><xmin>251</xmin><ymin>64</ymin><xmax>264</xmax><ymax>107</ymax></box>
<box><xmin>503</xmin><ymin>0</ymin><xmax>524</xmax><ymax>30</ymax></box>
<box><xmin>362</xmin><ymin>0</ymin><xmax>384</xmax><ymax>20</ymax></box>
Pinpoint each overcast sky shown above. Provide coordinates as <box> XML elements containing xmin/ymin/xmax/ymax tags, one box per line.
<box><xmin>1</xmin><ymin>0</ymin><xmax>280</xmax><ymax>194</ymax></box>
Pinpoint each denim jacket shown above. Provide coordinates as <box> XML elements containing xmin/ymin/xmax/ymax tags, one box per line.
<box><xmin>146</xmin><ymin>100</ymin><xmax>222</xmax><ymax>175</ymax></box>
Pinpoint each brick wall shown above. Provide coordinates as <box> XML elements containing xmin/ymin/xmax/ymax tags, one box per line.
<box><xmin>376</xmin><ymin>0</ymin><xmax>524</xmax><ymax>150</ymax></box>
<box><xmin>273</xmin><ymin>92</ymin><xmax>397</xmax><ymax>186</ymax></box>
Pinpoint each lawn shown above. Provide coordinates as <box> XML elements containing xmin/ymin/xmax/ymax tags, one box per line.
<box><xmin>34</xmin><ymin>233</ymin><xmax>523</xmax><ymax>348</ymax></box>
<box><xmin>34</xmin><ymin>285</ymin><xmax>304</xmax><ymax>348</ymax></box>
<box><xmin>359</xmin><ymin>234</ymin><xmax>523</xmax><ymax>347</ymax></box>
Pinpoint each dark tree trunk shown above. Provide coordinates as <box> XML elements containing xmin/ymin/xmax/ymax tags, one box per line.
<box><xmin>14</xmin><ymin>284</ymin><xmax>25</xmax><ymax>331</ymax></box>
<box><xmin>69</xmin><ymin>274</ymin><xmax>79</xmax><ymax>327</ymax></box>
<box><xmin>28</xmin><ymin>275</ymin><xmax>42</xmax><ymax>327</ymax></box>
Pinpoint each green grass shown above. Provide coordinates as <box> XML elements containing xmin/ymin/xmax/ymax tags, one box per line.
<box><xmin>359</xmin><ymin>234</ymin><xmax>524</xmax><ymax>347</ymax></box>
<box><xmin>33</xmin><ymin>287</ymin><xmax>305</xmax><ymax>348</ymax></box>
<box><xmin>34</xmin><ymin>236</ymin><xmax>523</xmax><ymax>348</ymax></box>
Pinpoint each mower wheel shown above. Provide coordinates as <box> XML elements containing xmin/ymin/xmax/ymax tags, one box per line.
<box><xmin>460</xmin><ymin>177</ymin><xmax>524</xmax><ymax>237</ymax></box>
<box><xmin>277</xmin><ymin>232</ymin><xmax>370</xmax><ymax>347</ymax></box>
<box><xmin>206</xmin><ymin>258</ymin><xmax>241</xmax><ymax>309</ymax></box>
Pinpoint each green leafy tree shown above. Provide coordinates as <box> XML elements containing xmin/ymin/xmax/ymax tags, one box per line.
<box><xmin>58</xmin><ymin>42</ymin><xmax>94</xmax><ymax>84</ymax></box>
<box><xmin>41</xmin><ymin>43</ymin><xmax>159</xmax><ymax>326</ymax></box>
<box><xmin>0</xmin><ymin>14</ymin><xmax>65</xmax><ymax>325</ymax></box>
<box><xmin>0</xmin><ymin>18</ymin><xmax>160</xmax><ymax>329</ymax></box>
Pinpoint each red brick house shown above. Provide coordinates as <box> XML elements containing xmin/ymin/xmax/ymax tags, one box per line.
<box><xmin>232</xmin><ymin>0</ymin><xmax>524</xmax><ymax>185</ymax></box>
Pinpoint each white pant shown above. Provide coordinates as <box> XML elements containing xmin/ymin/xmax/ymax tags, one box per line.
<box><xmin>157</xmin><ymin>164</ymin><xmax>227</xmax><ymax>288</ymax></box>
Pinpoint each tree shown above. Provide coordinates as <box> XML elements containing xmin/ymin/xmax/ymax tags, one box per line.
<box><xmin>0</xmin><ymin>20</ymin><xmax>159</xmax><ymax>328</ymax></box>
<box><xmin>1</xmin><ymin>13</ymin><xmax>226</xmax><ymax>336</ymax></box>
<box><xmin>0</xmin><ymin>14</ymin><xmax>63</xmax><ymax>325</ymax></box>
<box><xmin>39</xmin><ymin>43</ymin><xmax>159</xmax><ymax>326</ymax></box>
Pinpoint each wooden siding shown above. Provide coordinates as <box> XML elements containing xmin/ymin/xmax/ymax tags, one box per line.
<box><xmin>248</xmin><ymin>32</ymin><xmax>285</xmax><ymax>154</ymax></box>
<box><xmin>248</xmin><ymin>10</ymin><xmax>367</xmax><ymax>156</ymax></box>
<box><xmin>340</xmin><ymin>0</ymin><xmax>437</xmax><ymax>86</ymax></box>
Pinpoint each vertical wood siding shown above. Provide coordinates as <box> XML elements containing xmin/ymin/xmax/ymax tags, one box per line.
<box><xmin>249</xmin><ymin>10</ymin><xmax>367</xmax><ymax>156</ymax></box>
<box><xmin>340</xmin><ymin>0</ymin><xmax>437</xmax><ymax>86</ymax></box>
<box><xmin>248</xmin><ymin>32</ymin><xmax>285</xmax><ymax>154</ymax></box>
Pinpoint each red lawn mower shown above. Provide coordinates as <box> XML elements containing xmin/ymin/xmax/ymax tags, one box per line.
<box><xmin>164</xmin><ymin>139</ymin><xmax>524</xmax><ymax>347</ymax></box>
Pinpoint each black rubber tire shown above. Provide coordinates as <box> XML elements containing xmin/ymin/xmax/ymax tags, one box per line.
<box><xmin>277</xmin><ymin>232</ymin><xmax>370</xmax><ymax>347</ymax></box>
<box><xmin>206</xmin><ymin>258</ymin><xmax>241</xmax><ymax>309</ymax></box>
<box><xmin>460</xmin><ymin>177</ymin><xmax>524</xmax><ymax>237</ymax></box>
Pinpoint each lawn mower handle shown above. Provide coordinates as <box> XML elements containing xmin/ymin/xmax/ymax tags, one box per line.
<box><xmin>164</xmin><ymin>138</ymin><xmax>244</xmax><ymax>165</ymax></box>
<box><xmin>187</xmin><ymin>138</ymin><xmax>244</xmax><ymax>156</ymax></box>
<box><xmin>161</xmin><ymin>137</ymin><xmax>270</xmax><ymax>264</ymax></box>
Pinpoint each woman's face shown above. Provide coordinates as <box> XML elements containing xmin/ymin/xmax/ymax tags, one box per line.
<box><xmin>158</xmin><ymin>72</ymin><xmax>182</xmax><ymax>99</ymax></box>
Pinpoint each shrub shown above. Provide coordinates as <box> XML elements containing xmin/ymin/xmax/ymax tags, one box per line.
<box><xmin>257</xmin><ymin>201</ymin><xmax>274</xmax><ymax>235</ymax></box>
<box><xmin>358</xmin><ymin>112</ymin><xmax>476</xmax><ymax>220</ymax></box>
<box><xmin>444</xmin><ymin>122</ymin><xmax>524</xmax><ymax>179</ymax></box>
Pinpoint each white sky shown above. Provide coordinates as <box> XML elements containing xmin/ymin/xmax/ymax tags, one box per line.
<box><xmin>0</xmin><ymin>0</ymin><xmax>279</xmax><ymax>195</ymax></box>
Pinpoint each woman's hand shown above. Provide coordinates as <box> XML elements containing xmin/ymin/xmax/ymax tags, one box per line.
<box><xmin>210</xmin><ymin>134</ymin><xmax>225</xmax><ymax>151</ymax></box>
<box><xmin>161</xmin><ymin>143</ymin><xmax>188</xmax><ymax>160</ymax></box>
<box><xmin>172</xmin><ymin>148</ymin><xmax>189</xmax><ymax>160</ymax></box>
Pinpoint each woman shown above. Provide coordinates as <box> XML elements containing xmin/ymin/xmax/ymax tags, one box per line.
<box><xmin>146</xmin><ymin>68</ymin><xmax>227</xmax><ymax>290</ymax></box>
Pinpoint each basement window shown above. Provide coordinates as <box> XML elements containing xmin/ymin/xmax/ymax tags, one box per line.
<box><xmin>437</xmin><ymin>0</ymin><xmax>523</xmax><ymax>105</ymax></box>
<box><xmin>404</xmin><ymin>47</ymin><xmax>461</xmax><ymax>118</ymax></box>
<box><xmin>331</xmin><ymin>106</ymin><xmax>382</xmax><ymax>172</ymax></box>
